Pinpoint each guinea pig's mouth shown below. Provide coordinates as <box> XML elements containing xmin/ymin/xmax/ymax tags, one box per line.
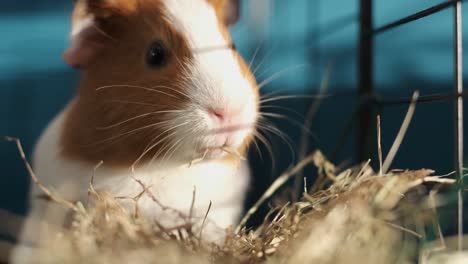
<box><xmin>205</xmin><ymin>124</ymin><xmax>253</xmax><ymax>135</ymax></box>
<box><xmin>186</xmin><ymin>123</ymin><xmax>254</xmax><ymax>165</ymax></box>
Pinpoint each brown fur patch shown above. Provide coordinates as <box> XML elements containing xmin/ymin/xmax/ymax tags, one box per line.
<box><xmin>87</xmin><ymin>0</ymin><xmax>138</xmax><ymax>18</ymax></box>
<box><xmin>61</xmin><ymin>0</ymin><xmax>193</xmax><ymax>167</ymax></box>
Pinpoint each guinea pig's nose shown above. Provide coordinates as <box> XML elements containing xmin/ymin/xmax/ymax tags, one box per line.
<box><xmin>208</xmin><ymin>108</ymin><xmax>226</xmax><ymax>121</ymax></box>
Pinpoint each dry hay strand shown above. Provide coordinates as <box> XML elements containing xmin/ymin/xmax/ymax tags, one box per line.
<box><xmin>224</xmin><ymin>151</ymin><xmax>455</xmax><ymax>264</ymax></box>
<box><xmin>5</xmin><ymin>136</ymin><xmax>457</xmax><ymax>264</ymax></box>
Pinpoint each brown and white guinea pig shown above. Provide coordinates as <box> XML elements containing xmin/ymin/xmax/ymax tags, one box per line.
<box><xmin>11</xmin><ymin>0</ymin><xmax>258</xmax><ymax>262</ymax></box>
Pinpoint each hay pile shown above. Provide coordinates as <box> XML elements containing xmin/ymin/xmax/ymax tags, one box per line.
<box><xmin>15</xmin><ymin>149</ymin><xmax>458</xmax><ymax>264</ymax></box>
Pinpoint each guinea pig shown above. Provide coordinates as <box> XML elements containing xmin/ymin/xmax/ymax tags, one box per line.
<box><xmin>10</xmin><ymin>0</ymin><xmax>259</xmax><ymax>262</ymax></box>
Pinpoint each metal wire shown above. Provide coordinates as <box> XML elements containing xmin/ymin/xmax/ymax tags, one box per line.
<box><xmin>267</xmin><ymin>89</ymin><xmax>468</xmax><ymax>106</ymax></box>
<box><xmin>358</xmin><ymin>0</ymin><xmax>374</xmax><ymax>161</ymax></box>
<box><xmin>375</xmin><ymin>91</ymin><xmax>468</xmax><ymax>106</ymax></box>
<box><xmin>373</xmin><ymin>0</ymin><xmax>466</xmax><ymax>35</ymax></box>
<box><xmin>354</xmin><ymin>0</ymin><xmax>465</xmax><ymax>248</ymax></box>
<box><xmin>453</xmin><ymin>0</ymin><xmax>464</xmax><ymax>251</ymax></box>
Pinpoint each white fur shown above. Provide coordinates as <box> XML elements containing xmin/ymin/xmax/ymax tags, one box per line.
<box><xmin>161</xmin><ymin>0</ymin><xmax>258</xmax><ymax>160</ymax></box>
<box><xmin>164</xmin><ymin>0</ymin><xmax>228</xmax><ymax>49</ymax></box>
<box><xmin>11</xmin><ymin>103</ymin><xmax>251</xmax><ymax>263</ymax></box>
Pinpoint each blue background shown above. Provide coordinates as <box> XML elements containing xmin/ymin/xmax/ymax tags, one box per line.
<box><xmin>1</xmin><ymin>0</ymin><xmax>468</xmax><ymax>231</ymax></box>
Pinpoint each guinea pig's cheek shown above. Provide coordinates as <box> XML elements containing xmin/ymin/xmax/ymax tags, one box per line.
<box><xmin>239</xmin><ymin>97</ymin><xmax>259</xmax><ymax>133</ymax></box>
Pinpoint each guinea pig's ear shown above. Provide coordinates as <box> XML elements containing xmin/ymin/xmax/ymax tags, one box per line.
<box><xmin>85</xmin><ymin>0</ymin><xmax>138</xmax><ymax>18</ymax></box>
<box><xmin>63</xmin><ymin>18</ymin><xmax>109</xmax><ymax>69</ymax></box>
<box><xmin>223</xmin><ymin>0</ymin><xmax>241</xmax><ymax>26</ymax></box>
<box><xmin>63</xmin><ymin>0</ymin><xmax>137</xmax><ymax>69</ymax></box>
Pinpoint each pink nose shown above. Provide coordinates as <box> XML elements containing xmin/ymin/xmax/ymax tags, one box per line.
<box><xmin>208</xmin><ymin>108</ymin><xmax>226</xmax><ymax>121</ymax></box>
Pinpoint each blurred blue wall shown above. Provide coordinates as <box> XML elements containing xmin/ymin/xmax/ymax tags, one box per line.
<box><xmin>1</xmin><ymin>1</ymin><xmax>467</xmax><ymax>225</ymax></box>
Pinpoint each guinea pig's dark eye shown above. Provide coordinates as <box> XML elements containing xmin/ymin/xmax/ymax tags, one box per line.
<box><xmin>146</xmin><ymin>41</ymin><xmax>168</xmax><ymax>68</ymax></box>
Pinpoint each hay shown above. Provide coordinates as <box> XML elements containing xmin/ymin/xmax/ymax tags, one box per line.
<box><xmin>9</xmin><ymin>138</ymin><xmax>458</xmax><ymax>264</ymax></box>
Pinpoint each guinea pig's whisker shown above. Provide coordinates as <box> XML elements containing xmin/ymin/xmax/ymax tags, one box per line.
<box><xmin>150</xmin><ymin>139</ymin><xmax>176</xmax><ymax>169</ymax></box>
<box><xmin>252</xmin><ymin>42</ymin><xmax>280</xmax><ymax>76</ymax></box>
<box><xmin>140</xmin><ymin>121</ymin><xmax>194</xmax><ymax>165</ymax></box>
<box><xmin>142</xmin><ymin>129</ymin><xmax>171</xmax><ymax>153</ymax></box>
<box><xmin>161</xmin><ymin>134</ymin><xmax>188</xmax><ymax>163</ymax></box>
<box><xmin>256</xmin><ymin>61</ymin><xmax>308</xmax><ymax>82</ymax></box>
<box><xmin>256</xmin><ymin>120</ymin><xmax>295</xmax><ymax>160</ymax></box>
<box><xmin>150</xmin><ymin>84</ymin><xmax>190</xmax><ymax>99</ymax></box>
<box><xmin>181</xmin><ymin>74</ymin><xmax>201</xmax><ymax>84</ymax></box>
<box><xmin>136</xmin><ymin>131</ymin><xmax>178</xmax><ymax>168</ymax></box>
<box><xmin>253</xmin><ymin>130</ymin><xmax>276</xmax><ymax>172</ymax></box>
<box><xmin>174</xmin><ymin>55</ymin><xmax>191</xmax><ymax>75</ymax></box>
<box><xmin>260</xmin><ymin>88</ymin><xmax>293</xmax><ymax>99</ymax></box>
<box><xmin>96</xmin><ymin>85</ymin><xmax>178</xmax><ymax>99</ymax></box>
<box><xmin>259</xmin><ymin>112</ymin><xmax>316</xmax><ymax>139</ymax></box>
<box><xmin>163</xmin><ymin>139</ymin><xmax>186</xmax><ymax>164</ymax></box>
<box><xmin>257</xmin><ymin>119</ymin><xmax>290</xmax><ymax>143</ymax></box>
<box><xmin>257</xmin><ymin>64</ymin><xmax>308</xmax><ymax>90</ymax></box>
<box><xmin>133</xmin><ymin>122</ymin><xmax>189</xmax><ymax>167</ymax></box>
<box><xmin>252</xmin><ymin>40</ymin><xmax>298</xmax><ymax>76</ymax></box>
<box><xmin>259</xmin><ymin>125</ymin><xmax>294</xmax><ymax>152</ymax></box>
<box><xmin>97</xmin><ymin>110</ymin><xmax>183</xmax><ymax>130</ymax></box>
<box><xmin>260</xmin><ymin>105</ymin><xmax>305</xmax><ymax>120</ymax></box>
<box><xmin>140</xmin><ymin>134</ymin><xmax>160</xmax><ymax>157</ymax></box>
<box><xmin>259</xmin><ymin>94</ymin><xmax>328</xmax><ymax>104</ymax></box>
<box><xmin>160</xmin><ymin>131</ymin><xmax>194</xmax><ymax>167</ymax></box>
<box><xmin>87</xmin><ymin>120</ymin><xmax>174</xmax><ymax>147</ymax></box>
<box><xmin>259</xmin><ymin>110</ymin><xmax>288</xmax><ymax>119</ymax></box>
<box><xmin>105</xmin><ymin>100</ymin><xmax>161</xmax><ymax>107</ymax></box>
<box><xmin>250</xmin><ymin>137</ymin><xmax>264</xmax><ymax>162</ymax></box>
<box><xmin>146</xmin><ymin>140</ymin><xmax>171</xmax><ymax>169</ymax></box>
<box><xmin>147</xmin><ymin>128</ymin><xmax>193</xmax><ymax>169</ymax></box>
<box><xmin>256</xmin><ymin>64</ymin><xmax>278</xmax><ymax>81</ymax></box>
<box><xmin>247</xmin><ymin>40</ymin><xmax>265</xmax><ymax>73</ymax></box>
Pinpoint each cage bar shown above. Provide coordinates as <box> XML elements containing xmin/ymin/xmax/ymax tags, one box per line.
<box><xmin>358</xmin><ymin>0</ymin><xmax>374</xmax><ymax>161</ymax></box>
<box><xmin>373</xmin><ymin>0</ymin><xmax>464</xmax><ymax>35</ymax></box>
<box><xmin>453</xmin><ymin>0</ymin><xmax>464</xmax><ymax>251</ymax></box>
